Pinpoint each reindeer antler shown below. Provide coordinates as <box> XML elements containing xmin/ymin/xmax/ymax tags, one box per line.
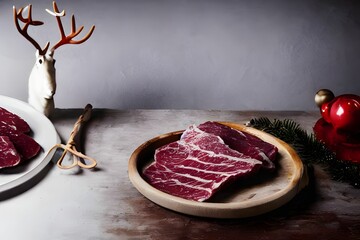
<box><xmin>46</xmin><ymin>1</ymin><xmax>95</xmax><ymax>53</ymax></box>
<box><xmin>13</xmin><ymin>5</ymin><xmax>50</xmax><ymax>55</ymax></box>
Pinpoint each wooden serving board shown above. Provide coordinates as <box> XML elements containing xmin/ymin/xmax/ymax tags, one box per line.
<box><xmin>128</xmin><ymin>122</ymin><xmax>308</xmax><ymax>218</ymax></box>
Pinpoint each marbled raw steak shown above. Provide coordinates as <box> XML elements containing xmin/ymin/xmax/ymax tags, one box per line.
<box><xmin>0</xmin><ymin>107</ymin><xmax>30</xmax><ymax>133</ymax></box>
<box><xmin>0</xmin><ymin>107</ymin><xmax>41</xmax><ymax>167</ymax></box>
<box><xmin>143</xmin><ymin>125</ymin><xmax>263</xmax><ymax>202</ymax></box>
<box><xmin>0</xmin><ymin>136</ymin><xmax>21</xmax><ymax>169</ymax></box>
<box><xmin>197</xmin><ymin>121</ymin><xmax>278</xmax><ymax>170</ymax></box>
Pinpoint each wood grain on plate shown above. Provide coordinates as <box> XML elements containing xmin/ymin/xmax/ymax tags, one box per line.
<box><xmin>128</xmin><ymin>122</ymin><xmax>308</xmax><ymax>218</ymax></box>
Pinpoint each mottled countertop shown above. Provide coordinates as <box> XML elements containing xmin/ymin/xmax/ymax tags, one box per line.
<box><xmin>0</xmin><ymin>109</ymin><xmax>359</xmax><ymax>240</ymax></box>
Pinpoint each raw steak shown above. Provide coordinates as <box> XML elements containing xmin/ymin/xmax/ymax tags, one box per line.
<box><xmin>0</xmin><ymin>125</ymin><xmax>41</xmax><ymax>160</ymax></box>
<box><xmin>196</xmin><ymin>121</ymin><xmax>278</xmax><ymax>170</ymax></box>
<box><xmin>143</xmin><ymin>125</ymin><xmax>262</xmax><ymax>202</ymax></box>
<box><xmin>0</xmin><ymin>136</ymin><xmax>21</xmax><ymax>169</ymax></box>
<box><xmin>0</xmin><ymin>107</ymin><xmax>30</xmax><ymax>133</ymax></box>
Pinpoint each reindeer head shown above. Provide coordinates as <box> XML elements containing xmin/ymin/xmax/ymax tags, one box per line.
<box><xmin>13</xmin><ymin>1</ymin><xmax>95</xmax><ymax>117</ymax></box>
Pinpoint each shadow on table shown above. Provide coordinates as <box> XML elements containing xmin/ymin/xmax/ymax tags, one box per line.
<box><xmin>0</xmin><ymin>160</ymin><xmax>54</xmax><ymax>201</ymax></box>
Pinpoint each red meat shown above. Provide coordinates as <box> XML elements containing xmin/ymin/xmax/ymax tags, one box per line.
<box><xmin>0</xmin><ymin>136</ymin><xmax>21</xmax><ymax>169</ymax></box>
<box><xmin>197</xmin><ymin>121</ymin><xmax>278</xmax><ymax>170</ymax></box>
<box><xmin>143</xmin><ymin>125</ymin><xmax>262</xmax><ymax>202</ymax></box>
<box><xmin>0</xmin><ymin>125</ymin><xmax>41</xmax><ymax>160</ymax></box>
<box><xmin>0</xmin><ymin>107</ymin><xmax>30</xmax><ymax>133</ymax></box>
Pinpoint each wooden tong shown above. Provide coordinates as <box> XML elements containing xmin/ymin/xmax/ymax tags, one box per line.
<box><xmin>51</xmin><ymin>104</ymin><xmax>97</xmax><ymax>169</ymax></box>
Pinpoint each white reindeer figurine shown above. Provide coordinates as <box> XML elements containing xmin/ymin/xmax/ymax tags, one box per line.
<box><xmin>13</xmin><ymin>2</ymin><xmax>95</xmax><ymax>117</ymax></box>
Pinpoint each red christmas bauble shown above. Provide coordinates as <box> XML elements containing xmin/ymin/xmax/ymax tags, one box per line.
<box><xmin>314</xmin><ymin>90</ymin><xmax>360</xmax><ymax>163</ymax></box>
<box><xmin>321</xmin><ymin>94</ymin><xmax>360</xmax><ymax>133</ymax></box>
<box><xmin>313</xmin><ymin>118</ymin><xmax>360</xmax><ymax>163</ymax></box>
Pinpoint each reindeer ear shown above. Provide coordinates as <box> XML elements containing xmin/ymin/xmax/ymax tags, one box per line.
<box><xmin>35</xmin><ymin>49</ymin><xmax>40</xmax><ymax>58</ymax></box>
<box><xmin>48</xmin><ymin>50</ymin><xmax>54</xmax><ymax>57</ymax></box>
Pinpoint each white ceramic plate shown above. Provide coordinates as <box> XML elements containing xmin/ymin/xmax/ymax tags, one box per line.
<box><xmin>128</xmin><ymin>122</ymin><xmax>308</xmax><ymax>218</ymax></box>
<box><xmin>0</xmin><ymin>95</ymin><xmax>60</xmax><ymax>195</ymax></box>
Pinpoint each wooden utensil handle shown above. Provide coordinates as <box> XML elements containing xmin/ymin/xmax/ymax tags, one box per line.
<box><xmin>82</xmin><ymin>104</ymin><xmax>93</xmax><ymax>122</ymax></box>
<box><xmin>68</xmin><ymin>104</ymin><xmax>93</xmax><ymax>145</ymax></box>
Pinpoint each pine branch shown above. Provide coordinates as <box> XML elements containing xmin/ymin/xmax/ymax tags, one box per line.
<box><xmin>249</xmin><ymin>117</ymin><xmax>360</xmax><ymax>188</ymax></box>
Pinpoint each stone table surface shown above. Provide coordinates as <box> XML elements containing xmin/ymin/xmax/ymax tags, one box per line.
<box><xmin>0</xmin><ymin>109</ymin><xmax>359</xmax><ymax>240</ymax></box>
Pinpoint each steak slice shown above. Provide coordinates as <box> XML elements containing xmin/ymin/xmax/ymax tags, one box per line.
<box><xmin>0</xmin><ymin>125</ymin><xmax>41</xmax><ymax>160</ymax></box>
<box><xmin>143</xmin><ymin>125</ymin><xmax>262</xmax><ymax>202</ymax></box>
<box><xmin>196</xmin><ymin>121</ymin><xmax>278</xmax><ymax>170</ymax></box>
<box><xmin>0</xmin><ymin>107</ymin><xmax>30</xmax><ymax>133</ymax></box>
<box><xmin>0</xmin><ymin>136</ymin><xmax>21</xmax><ymax>169</ymax></box>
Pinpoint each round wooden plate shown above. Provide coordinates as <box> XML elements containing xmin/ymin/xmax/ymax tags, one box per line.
<box><xmin>128</xmin><ymin>122</ymin><xmax>308</xmax><ymax>218</ymax></box>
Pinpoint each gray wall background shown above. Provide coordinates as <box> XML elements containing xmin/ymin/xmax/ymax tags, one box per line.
<box><xmin>0</xmin><ymin>0</ymin><xmax>359</xmax><ymax>110</ymax></box>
